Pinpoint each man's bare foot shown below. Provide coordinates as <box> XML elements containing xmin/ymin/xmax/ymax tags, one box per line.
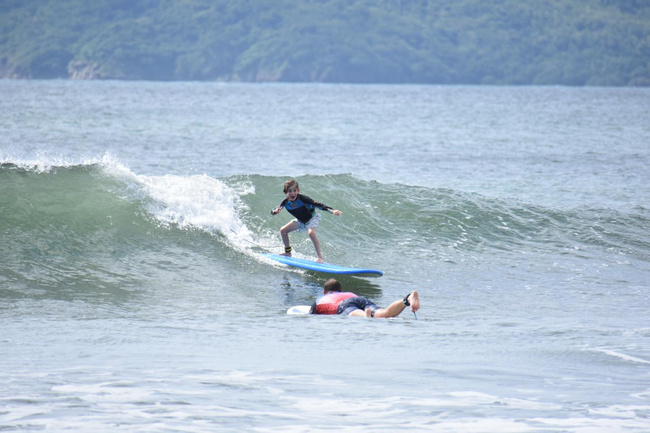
<box><xmin>280</xmin><ymin>252</ymin><xmax>292</xmax><ymax>257</ymax></box>
<box><xmin>316</xmin><ymin>257</ymin><xmax>324</xmax><ymax>263</ymax></box>
<box><xmin>409</xmin><ymin>290</ymin><xmax>420</xmax><ymax>312</ymax></box>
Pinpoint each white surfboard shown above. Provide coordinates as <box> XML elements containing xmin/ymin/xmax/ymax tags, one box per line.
<box><xmin>286</xmin><ymin>305</ymin><xmax>311</xmax><ymax>315</ymax></box>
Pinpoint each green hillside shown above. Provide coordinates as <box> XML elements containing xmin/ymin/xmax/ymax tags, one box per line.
<box><xmin>1</xmin><ymin>0</ymin><xmax>649</xmax><ymax>85</ymax></box>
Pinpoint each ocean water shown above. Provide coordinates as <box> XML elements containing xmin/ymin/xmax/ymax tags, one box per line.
<box><xmin>1</xmin><ymin>80</ymin><xmax>649</xmax><ymax>432</ymax></box>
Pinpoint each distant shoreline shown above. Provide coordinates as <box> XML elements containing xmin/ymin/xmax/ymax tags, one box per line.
<box><xmin>2</xmin><ymin>0</ymin><xmax>649</xmax><ymax>86</ymax></box>
<box><xmin>1</xmin><ymin>77</ymin><xmax>648</xmax><ymax>88</ymax></box>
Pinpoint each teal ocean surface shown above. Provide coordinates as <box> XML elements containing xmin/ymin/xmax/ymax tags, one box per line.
<box><xmin>1</xmin><ymin>81</ymin><xmax>649</xmax><ymax>432</ymax></box>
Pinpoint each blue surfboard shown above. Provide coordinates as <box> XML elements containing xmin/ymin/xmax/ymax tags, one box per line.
<box><xmin>262</xmin><ymin>254</ymin><xmax>383</xmax><ymax>277</ymax></box>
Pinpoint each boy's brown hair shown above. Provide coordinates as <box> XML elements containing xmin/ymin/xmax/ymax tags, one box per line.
<box><xmin>283</xmin><ymin>179</ymin><xmax>299</xmax><ymax>193</ymax></box>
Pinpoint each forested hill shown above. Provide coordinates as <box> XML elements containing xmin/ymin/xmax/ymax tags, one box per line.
<box><xmin>1</xmin><ymin>0</ymin><xmax>649</xmax><ymax>86</ymax></box>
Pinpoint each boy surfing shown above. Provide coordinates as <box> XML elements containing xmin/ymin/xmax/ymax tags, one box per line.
<box><xmin>271</xmin><ymin>179</ymin><xmax>342</xmax><ymax>263</ymax></box>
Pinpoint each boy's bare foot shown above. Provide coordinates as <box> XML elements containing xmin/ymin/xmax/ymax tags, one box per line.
<box><xmin>409</xmin><ymin>290</ymin><xmax>420</xmax><ymax>312</ymax></box>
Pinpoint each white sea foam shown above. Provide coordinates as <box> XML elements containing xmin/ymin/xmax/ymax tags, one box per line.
<box><xmin>0</xmin><ymin>152</ymin><xmax>116</xmax><ymax>173</ymax></box>
<box><xmin>97</xmin><ymin>154</ymin><xmax>261</xmax><ymax>252</ymax></box>
<box><xmin>590</xmin><ymin>348</ymin><xmax>650</xmax><ymax>365</ymax></box>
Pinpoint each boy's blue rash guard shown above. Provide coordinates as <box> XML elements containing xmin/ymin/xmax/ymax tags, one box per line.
<box><xmin>278</xmin><ymin>194</ymin><xmax>333</xmax><ymax>224</ymax></box>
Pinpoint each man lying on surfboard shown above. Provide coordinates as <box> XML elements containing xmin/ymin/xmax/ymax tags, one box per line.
<box><xmin>271</xmin><ymin>179</ymin><xmax>342</xmax><ymax>263</ymax></box>
<box><xmin>310</xmin><ymin>279</ymin><xmax>420</xmax><ymax>318</ymax></box>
